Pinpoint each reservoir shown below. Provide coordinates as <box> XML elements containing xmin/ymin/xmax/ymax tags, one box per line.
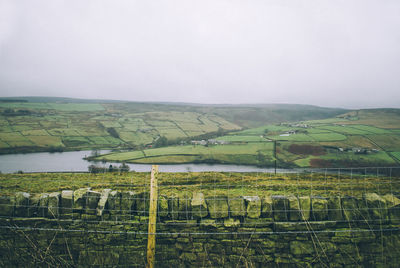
<box><xmin>0</xmin><ymin>150</ymin><xmax>281</xmax><ymax>174</ymax></box>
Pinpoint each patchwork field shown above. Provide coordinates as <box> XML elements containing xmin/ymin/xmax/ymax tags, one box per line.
<box><xmin>96</xmin><ymin>142</ymin><xmax>274</xmax><ymax>165</ymax></box>
<box><xmin>0</xmin><ymin>98</ymin><xmax>346</xmax><ymax>155</ymax></box>
<box><xmin>95</xmin><ymin>109</ymin><xmax>400</xmax><ymax>168</ymax></box>
<box><xmin>1</xmin><ymin>98</ymin><xmax>399</xmax><ymax>168</ymax></box>
<box><xmin>0</xmin><ymin>102</ymin><xmax>243</xmax><ymax>153</ymax></box>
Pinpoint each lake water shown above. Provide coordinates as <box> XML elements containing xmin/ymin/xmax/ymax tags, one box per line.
<box><xmin>0</xmin><ymin>150</ymin><xmax>285</xmax><ymax>174</ymax></box>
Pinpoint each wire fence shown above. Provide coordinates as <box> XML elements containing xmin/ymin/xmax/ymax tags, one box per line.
<box><xmin>1</xmin><ymin>166</ymin><xmax>400</xmax><ymax>232</ymax></box>
<box><xmin>1</xmin><ymin>166</ymin><xmax>400</xmax><ymax>267</ymax></box>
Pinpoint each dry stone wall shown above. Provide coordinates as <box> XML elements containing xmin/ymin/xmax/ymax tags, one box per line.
<box><xmin>1</xmin><ymin>189</ymin><xmax>400</xmax><ymax>267</ymax></box>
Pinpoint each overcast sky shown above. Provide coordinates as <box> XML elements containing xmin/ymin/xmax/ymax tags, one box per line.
<box><xmin>0</xmin><ymin>0</ymin><xmax>399</xmax><ymax>108</ymax></box>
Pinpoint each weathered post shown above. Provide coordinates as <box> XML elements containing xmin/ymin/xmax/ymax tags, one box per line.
<box><xmin>274</xmin><ymin>140</ymin><xmax>277</xmax><ymax>174</ymax></box>
<box><xmin>146</xmin><ymin>165</ymin><xmax>159</xmax><ymax>268</ymax></box>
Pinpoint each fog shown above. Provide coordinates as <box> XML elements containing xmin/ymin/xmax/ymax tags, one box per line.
<box><xmin>1</xmin><ymin>0</ymin><xmax>400</xmax><ymax>108</ymax></box>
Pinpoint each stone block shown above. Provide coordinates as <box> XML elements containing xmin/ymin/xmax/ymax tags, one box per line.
<box><xmin>48</xmin><ymin>192</ymin><xmax>60</xmax><ymax>218</ymax></box>
<box><xmin>38</xmin><ymin>193</ymin><xmax>49</xmax><ymax>217</ymax></box>
<box><xmin>299</xmin><ymin>196</ymin><xmax>311</xmax><ymax>221</ymax></box>
<box><xmin>178</xmin><ymin>193</ymin><xmax>192</xmax><ymax>219</ymax></box>
<box><xmin>97</xmin><ymin>189</ymin><xmax>111</xmax><ymax>216</ymax></box>
<box><xmin>382</xmin><ymin>194</ymin><xmax>400</xmax><ymax>222</ymax></box>
<box><xmin>107</xmin><ymin>190</ymin><xmax>121</xmax><ymax>212</ymax></box>
<box><xmin>85</xmin><ymin>190</ymin><xmax>101</xmax><ymax>215</ymax></box>
<box><xmin>311</xmin><ymin>196</ymin><xmax>328</xmax><ymax>221</ymax></box>
<box><xmin>341</xmin><ymin>196</ymin><xmax>360</xmax><ymax>221</ymax></box>
<box><xmin>290</xmin><ymin>241</ymin><xmax>314</xmax><ymax>256</ymax></box>
<box><xmin>261</xmin><ymin>196</ymin><xmax>273</xmax><ymax>219</ymax></box>
<box><xmin>200</xmin><ymin>219</ymin><xmax>218</xmax><ymax>228</ymax></box>
<box><xmin>363</xmin><ymin>193</ymin><xmax>388</xmax><ymax>220</ymax></box>
<box><xmin>191</xmin><ymin>192</ymin><xmax>208</xmax><ymax>218</ymax></box>
<box><xmin>328</xmin><ymin>196</ymin><xmax>342</xmax><ymax>221</ymax></box>
<box><xmin>158</xmin><ymin>195</ymin><xmax>169</xmax><ymax>218</ymax></box>
<box><xmin>78</xmin><ymin>250</ymin><xmax>119</xmax><ymax>266</ymax></box>
<box><xmin>228</xmin><ymin>196</ymin><xmax>246</xmax><ymax>217</ymax></box>
<box><xmin>206</xmin><ymin>196</ymin><xmax>229</xmax><ymax>219</ymax></box>
<box><xmin>0</xmin><ymin>195</ymin><xmax>15</xmax><ymax>216</ymax></box>
<box><xmin>61</xmin><ymin>190</ymin><xmax>74</xmax><ymax>215</ymax></box>
<box><xmin>136</xmin><ymin>192</ymin><xmax>149</xmax><ymax>216</ymax></box>
<box><xmin>120</xmin><ymin>191</ymin><xmax>135</xmax><ymax>217</ymax></box>
<box><xmin>287</xmin><ymin>195</ymin><xmax>301</xmax><ymax>221</ymax></box>
<box><xmin>168</xmin><ymin>195</ymin><xmax>179</xmax><ymax>220</ymax></box>
<box><xmin>27</xmin><ymin>194</ymin><xmax>40</xmax><ymax>217</ymax></box>
<box><xmin>224</xmin><ymin>218</ymin><xmax>241</xmax><ymax>227</ymax></box>
<box><xmin>73</xmin><ymin>188</ymin><xmax>91</xmax><ymax>211</ymax></box>
<box><xmin>243</xmin><ymin>196</ymin><xmax>261</xmax><ymax>219</ymax></box>
<box><xmin>15</xmin><ymin>192</ymin><xmax>30</xmax><ymax>217</ymax></box>
<box><xmin>319</xmin><ymin>241</ymin><xmax>337</xmax><ymax>254</ymax></box>
<box><xmin>272</xmin><ymin>195</ymin><xmax>289</xmax><ymax>221</ymax></box>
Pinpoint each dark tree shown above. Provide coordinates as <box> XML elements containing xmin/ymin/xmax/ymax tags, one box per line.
<box><xmin>106</xmin><ymin>127</ymin><xmax>120</xmax><ymax>138</ymax></box>
<box><xmin>154</xmin><ymin>136</ymin><xmax>168</xmax><ymax>148</ymax></box>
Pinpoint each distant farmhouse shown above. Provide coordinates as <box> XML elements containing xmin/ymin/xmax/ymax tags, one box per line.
<box><xmin>191</xmin><ymin>139</ymin><xmax>230</xmax><ymax>146</ymax></box>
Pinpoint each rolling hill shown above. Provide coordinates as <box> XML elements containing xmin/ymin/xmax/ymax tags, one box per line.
<box><xmin>0</xmin><ymin>97</ymin><xmax>346</xmax><ymax>154</ymax></box>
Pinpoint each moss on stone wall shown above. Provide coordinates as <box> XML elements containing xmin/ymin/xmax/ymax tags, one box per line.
<box><xmin>1</xmin><ymin>189</ymin><xmax>400</xmax><ymax>267</ymax></box>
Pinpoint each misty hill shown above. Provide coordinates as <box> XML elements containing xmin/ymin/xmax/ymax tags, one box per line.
<box><xmin>0</xmin><ymin>97</ymin><xmax>347</xmax><ymax>154</ymax></box>
<box><xmin>94</xmin><ymin>108</ymin><xmax>400</xmax><ymax>168</ymax></box>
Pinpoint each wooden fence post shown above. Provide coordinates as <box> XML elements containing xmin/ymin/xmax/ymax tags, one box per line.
<box><xmin>146</xmin><ymin>165</ymin><xmax>159</xmax><ymax>268</ymax></box>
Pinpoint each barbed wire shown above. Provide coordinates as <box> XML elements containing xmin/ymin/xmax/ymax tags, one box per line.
<box><xmin>1</xmin><ymin>225</ymin><xmax>399</xmax><ymax>236</ymax></box>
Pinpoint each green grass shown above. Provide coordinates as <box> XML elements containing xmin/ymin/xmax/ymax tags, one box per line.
<box><xmin>216</xmin><ymin>135</ymin><xmax>266</xmax><ymax>142</ymax></box>
<box><xmin>319</xmin><ymin>151</ymin><xmax>396</xmax><ymax>165</ymax></box>
<box><xmin>47</xmin><ymin>128</ymin><xmax>82</xmax><ymax>136</ymax></box>
<box><xmin>350</xmin><ymin>125</ymin><xmax>393</xmax><ymax>134</ymax></box>
<box><xmin>47</xmin><ymin>103</ymin><xmax>104</xmax><ymax>111</ymax></box>
<box><xmin>318</xmin><ymin>125</ymin><xmax>371</xmax><ymax>135</ymax></box>
<box><xmin>0</xmin><ymin>171</ymin><xmax>399</xmax><ymax>198</ymax></box>
<box><xmin>0</xmin><ymin>125</ymin><xmax>13</xmax><ymax>132</ymax></box>
<box><xmin>0</xmin><ymin>140</ymin><xmax>9</xmax><ymax>148</ymax></box>
<box><xmin>307</xmin><ymin>133</ymin><xmax>347</xmax><ymax>141</ymax></box>
<box><xmin>391</xmin><ymin>152</ymin><xmax>400</xmax><ymax>162</ymax></box>
<box><xmin>7</xmin><ymin>140</ymin><xmax>35</xmax><ymax>147</ymax></box>
<box><xmin>98</xmin><ymin>151</ymin><xmax>146</xmax><ymax>161</ymax></box>
<box><xmin>0</xmin><ymin>132</ymin><xmax>29</xmax><ymax>142</ymax></box>
<box><xmin>367</xmin><ymin>135</ymin><xmax>400</xmax><ymax>151</ymax></box>
<box><xmin>62</xmin><ymin>136</ymin><xmax>91</xmax><ymax>147</ymax></box>
<box><xmin>237</xmin><ymin>125</ymin><xmax>291</xmax><ymax>135</ymax></box>
<box><xmin>1</xmin><ymin>100</ymin><xmax>400</xmax><ymax>169</ymax></box>
<box><xmin>87</xmin><ymin>136</ymin><xmax>111</xmax><ymax>145</ymax></box>
<box><xmin>267</xmin><ymin>134</ymin><xmax>314</xmax><ymax>142</ymax></box>
<box><xmin>94</xmin><ymin>110</ymin><xmax>400</xmax><ymax>168</ymax></box>
<box><xmin>11</xmin><ymin>125</ymin><xmax>35</xmax><ymax>131</ymax></box>
<box><xmin>95</xmin><ymin>143</ymin><xmax>274</xmax><ymax>165</ymax></box>
<box><xmin>27</xmin><ymin>136</ymin><xmax>62</xmax><ymax>147</ymax></box>
<box><xmin>293</xmin><ymin>156</ymin><xmax>313</xmax><ymax>167</ymax></box>
<box><xmin>101</xmin><ymin>121</ymin><xmax>122</xmax><ymax>128</ymax></box>
<box><xmin>0</xmin><ymin>102</ymin><xmax>104</xmax><ymax>111</ymax></box>
<box><xmin>0</xmin><ymin>102</ymin><xmax>245</xmax><ymax>152</ymax></box>
<box><xmin>304</xmin><ymin>128</ymin><xmax>331</xmax><ymax>134</ymax></box>
<box><xmin>303</xmin><ymin>118</ymin><xmax>347</xmax><ymax>124</ymax></box>
<box><xmin>21</xmin><ymin>129</ymin><xmax>49</xmax><ymax>136</ymax></box>
<box><xmin>156</xmin><ymin>128</ymin><xmax>188</xmax><ymax>139</ymax></box>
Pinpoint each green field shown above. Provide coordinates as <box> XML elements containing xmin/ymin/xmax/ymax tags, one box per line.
<box><xmin>96</xmin><ymin>143</ymin><xmax>274</xmax><ymax>165</ymax></box>
<box><xmin>216</xmin><ymin>135</ymin><xmax>267</xmax><ymax>142</ymax></box>
<box><xmin>391</xmin><ymin>152</ymin><xmax>400</xmax><ymax>162</ymax></box>
<box><xmin>0</xmin><ymin>102</ymin><xmax>246</xmax><ymax>152</ymax></box>
<box><xmin>94</xmin><ymin>109</ymin><xmax>400</xmax><ymax>168</ymax></box>
<box><xmin>1</xmin><ymin>98</ymin><xmax>400</xmax><ymax>168</ymax></box>
<box><xmin>0</xmin><ymin>98</ymin><xmax>347</xmax><ymax>154</ymax></box>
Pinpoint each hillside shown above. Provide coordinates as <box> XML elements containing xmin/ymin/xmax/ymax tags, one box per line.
<box><xmin>0</xmin><ymin>97</ymin><xmax>346</xmax><ymax>154</ymax></box>
<box><xmin>93</xmin><ymin>109</ymin><xmax>400</xmax><ymax>168</ymax></box>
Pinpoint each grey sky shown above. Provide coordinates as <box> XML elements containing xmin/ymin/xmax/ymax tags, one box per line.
<box><xmin>0</xmin><ymin>0</ymin><xmax>399</xmax><ymax>108</ymax></box>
